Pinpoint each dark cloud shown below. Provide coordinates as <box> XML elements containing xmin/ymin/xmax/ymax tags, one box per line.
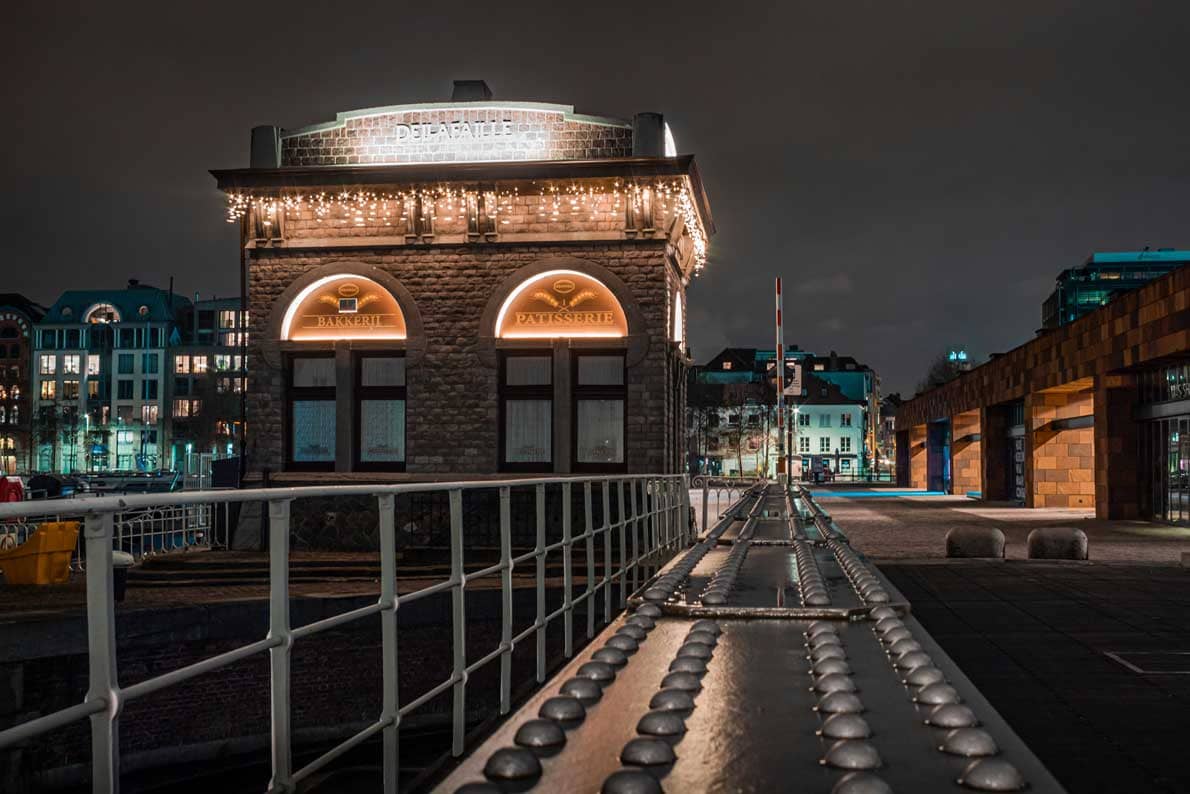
<box><xmin>3</xmin><ymin>0</ymin><xmax>1188</xmax><ymax>394</ymax></box>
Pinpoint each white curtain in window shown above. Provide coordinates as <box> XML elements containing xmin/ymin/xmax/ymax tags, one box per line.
<box><xmin>293</xmin><ymin>358</ymin><xmax>335</xmax><ymax>387</ymax></box>
<box><xmin>577</xmin><ymin>356</ymin><xmax>623</xmax><ymax>385</ymax></box>
<box><xmin>577</xmin><ymin>399</ymin><xmax>624</xmax><ymax>463</ymax></box>
<box><xmin>361</xmin><ymin>399</ymin><xmax>405</xmax><ymax>461</ymax></box>
<box><xmin>362</xmin><ymin>358</ymin><xmax>405</xmax><ymax>387</ymax></box>
<box><xmin>292</xmin><ymin>400</ymin><xmax>335</xmax><ymax>461</ymax></box>
<box><xmin>506</xmin><ymin>357</ymin><xmax>551</xmax><ymax>386</ymax></box>
<box><xmin>506</xmin><ymin>400</ymin><xmax>551</xmax><ymax>462</ymax></box>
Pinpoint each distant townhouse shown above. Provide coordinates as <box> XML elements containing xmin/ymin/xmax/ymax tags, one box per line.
<box><xmin>0</xmin><ymin>294</ymin><xmax>46</xmax><ymax>473</ymax></box>
<box><xmin>32</xmin><ymin>281</ymin><xmax>187</xmax><ymax>472</ymax></box>
<box><xmin>688</xmin><ymin>347</ymin><xmax>879</xmax><ymax>478</ymax></box>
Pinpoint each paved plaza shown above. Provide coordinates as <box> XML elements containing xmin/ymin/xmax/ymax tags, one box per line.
<box><xmin>828</xmin><ymin>490</ymin><xmax>1190</xmax><ymax>793</ymax></box>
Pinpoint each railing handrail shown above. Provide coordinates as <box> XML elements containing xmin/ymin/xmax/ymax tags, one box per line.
<box><xmin>0</xmin><ymin>474</ymin><xmax>680</xmax><ymax>521</ymax></box>
<box><xmin>0</xmin><ymin>472</ymin><xmax>691</xmax><ymax>794</ymax></box>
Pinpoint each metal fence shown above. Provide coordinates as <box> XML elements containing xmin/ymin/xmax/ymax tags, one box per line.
<box><xmin>0</xmin><ymin>474</ymin><xmax>690</xmax><ymax>794</ymax></box>
<box><xmin>691</xmin><ymin>475</ymin><xmax>765</xmax><ymax>531</ymax></box>
<box><xmin>0</xmin><ymin>501</ymin><xmax>226</xmax><ymax>570</ymax></box>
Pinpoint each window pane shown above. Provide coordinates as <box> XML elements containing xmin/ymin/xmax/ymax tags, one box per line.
<box><xmin>362</xmin><ymin>357</ymin><xmax>405</xmax><ymax>387</ymax></box>
<box><xmin>505</xmin><ymin>400</ymin><xmax>551</xmax><ymax>462</ymax></box>
<box><xmin>577</xmin><ymin>356</ymin><xmax>624</xmax><ymax>386</ymax></box>
<box><xmin>293</xmin><ymin>358</ymin><xmax>335</xmax><ymax>388</ymax></box>
<box><xmin>577</xmin><ymin>399</ymin><xmax>624</xmax><ymax>463</ymax></box>
<box><xmin>360</xmin><ymin>400</ymin><xmax>405</xmax><ymax>462</ymax></box>
<box><xmin>292</xmin><ymin>400</ymin><xmax>335</xmax><ymax>462</ymax></box>
<box><xmin>506</xmin><ymin>357</ymin><xmax>551</xmax><ymax>386</ymax></box>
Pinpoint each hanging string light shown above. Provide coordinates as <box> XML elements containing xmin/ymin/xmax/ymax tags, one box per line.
<box><xmin>224</xmin><ymin>177</ymin><xmax>708</xmax><ymax>269</ymax></box>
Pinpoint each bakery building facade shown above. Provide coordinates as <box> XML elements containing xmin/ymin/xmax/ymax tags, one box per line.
<box><xmin>212</xmin><ymin>81</ymin><xmax>712</xmax><ymax>482</ymax></box>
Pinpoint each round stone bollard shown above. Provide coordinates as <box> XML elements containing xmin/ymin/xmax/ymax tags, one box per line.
<box><xmin>1026</xmin><ymin>527</ymin><xmax>1089</xmax><ymax>560</ymax></box>
<box><xmin>945</xmin><ymin>527</ymin><xmax>1006</xmax><ymax>559</ymax></box>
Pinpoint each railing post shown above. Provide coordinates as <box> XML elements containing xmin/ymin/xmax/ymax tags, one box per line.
<box><xmin>629</xmin><ymin>480</ymin><xmax>640</xmax><ymax>594</ymax></box>
<box><xmin>601</xmin><ymin>482</ymin><xmax>612</xmax><ymax>624</ymax></box>
<box><xmin>681</xmin><ymin>475</ymin><xmax>692</xmax><ymax>546</ymax></box>
<box><xmin>584</xmin><ymin>482</ymin><xmax>595</xmax><ymax>639</ymax></box>
<box><xmin>498</xmin><ymin>487</ymin><xmax>513</xmax><ymax>714</ymax></box>
<box><xmin>377</xmin><ymin>494</ymin><xmax>399</xmax><ymax>794</ymax></box>
<box><xmin>617</xmin><ymin>480</ymin><xmax>627</xmax><ymax>608</ymax></box>
<box><xmin>701</xmin><ymin>476</ymin><xmax>709</xmax><ymax>538</ymax></box>
<box><xmin>267</xmin><ymin>498</ymin><xmax>292</xmax><ymax>793</ymax></box>
<box><xmin>449</xmin><ymin>489</ymin><xmax>467</xmax><ymax>756</ymax></box>
<box><xmin>84</xmin><ymin>512</ymin><xmax>119</xmax><ymax>794</ymax></box>
<box><xmin>562</xmin><ymin>482</ymin><xmax>574</xmax><ymax>658</ymax></box>
<box><xmin>534</xmin><ymin>484</ymin><xmax>546</xmax><ymax>684</ymax></box>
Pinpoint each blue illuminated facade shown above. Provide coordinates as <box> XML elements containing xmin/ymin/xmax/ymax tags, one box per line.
<box><xmin>1042</xmin><ymin>249</ymin><xmax>1190</xmax><ymax>329</ymax></box>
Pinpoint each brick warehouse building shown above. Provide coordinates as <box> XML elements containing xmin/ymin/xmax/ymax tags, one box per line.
<box><xmin>896</xmin><ymin>262</ymin><xmax>1190</xmax><ymax>522</ymax></box>
<box><xmin>212</xmin><ymin>81</ymin><xmax>712</xmax><ymax>483</ymax></box>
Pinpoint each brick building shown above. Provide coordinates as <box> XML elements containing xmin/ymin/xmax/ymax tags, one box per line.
<box><xmin>212</xmin><ymin>81</ymin><xmax>712</xmax><ymax>482</ymax></box>
<box><xmin>896</xmin><ymin>262</ymin><xmax>1190</xmax><ymax>522</ymax></box>
<box><xmin>0</xmin><ymin>294</ymin><xmax>45</xmax><ymax>474</ymax></box>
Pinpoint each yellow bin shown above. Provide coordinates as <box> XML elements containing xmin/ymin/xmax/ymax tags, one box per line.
<box><xmin>0</xmin><ymin>522</ymin><xmax>80</xmax><ymax>585</ymax></box>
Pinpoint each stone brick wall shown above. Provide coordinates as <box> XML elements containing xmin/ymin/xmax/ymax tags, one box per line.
<box><xmin>1030</xmin><ymin>390</ymin><xmax>1094</xmax><ymax>509</ymax></box>
<box><xmin>245</xmin><ymin>241</ymin><xmax>678</xmax><ymax>476</ymax></box>
<box><xmin>281</xmin><ymin>107</ymin><xmax>633</xmax><ymax>167</ymax></box>
<box><xmin>950</xmin><ymin>410</ymin><xmax>982</xmax><ymax>496</ymax></box>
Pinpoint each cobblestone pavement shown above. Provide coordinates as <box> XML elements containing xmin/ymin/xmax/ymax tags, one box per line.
<box><xmin>822</xmin><ymin>491</ymin><xmax>1190</xmax><ymax>562</ymax></box>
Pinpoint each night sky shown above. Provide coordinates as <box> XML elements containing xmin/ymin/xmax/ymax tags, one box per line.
<box><xmin>5</xmin><ymin>1</ymin><xmax>1189</xmax><ymax>395</ymax></box>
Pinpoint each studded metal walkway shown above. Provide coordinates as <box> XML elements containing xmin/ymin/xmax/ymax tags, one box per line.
<box><xmin>436</xmin><ymin>484</ymin><xmax>1067</xmax><ymax>794</ymax></box>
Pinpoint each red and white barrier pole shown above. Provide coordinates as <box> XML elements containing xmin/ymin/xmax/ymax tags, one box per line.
<box><xmin>775</xmin><ymin>277</ymin><xmax>785</xmax><ymax>480</ymax></box>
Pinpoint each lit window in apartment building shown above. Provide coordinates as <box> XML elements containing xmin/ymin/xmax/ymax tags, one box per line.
<box><xmin>40</xmin><ymin>381</ymin><xmax>56</xmax><ymax>399</ymax></box>
<box><xmin>8</xmin><ymin>406</ymin><xmax>16</xmax><ymax>425</ymax></box>
<box><xmin>840</xmin><ymin>437</ymin><xmax>852</xmax><ymax>453</ymax></box>
<box><xmin>87</xmin><ymin>355</ymin><xmax>100</xmax><ymax>375</ymax></box>
<box><xmin>840</xmin><ymin>413</ymin><xmax>852</xmax><ymax>427</ymax></box>
<box><xmin>192</xmin><ymin>355</ymin><xmax>208</xmax><ymax>374</ymax></box>
<box><xmin>173</xmin><ymin>399</ymin><xmax>202</xmax><ymax>417</ymax></box>
<box><xmin>62</xmin><ymin>380</ymin><xmax>79</xmax><ymax>399</ymax></box>
<box><xmin>39</xmin><ymin>354</ymin><xmax>55</xmax><ymax>375</ymax></box>
<box><xmin>819</xmin><ymin>437</ymin><xmax>831</xmax><ymax>453</ymax></box>
<box><xmin>142</xmin><ymin>404</ymin><xmax>159</xmax><ymax>423</ymax></box>
<box><xmin>62</xmin><ymin>354</ymin><xmax>80</xmax><ymax>375</ymax></box>
<box><xmin>216</xmin><ymin>377</ymin><xmax>243</xmax><ymax>394</ymax></box>
<box><xmin>175</xmin><ymin>356</ymin><xmax>190</xmax><ymax>374</ymax></box>
<box><xmin>87</xmin><ymin>380</ymin><xmax>99</xmax><ymax>398</ymax></box>
<box><xmin>219</xmin><ymin>310</ymin><xmax>238</xmax><ymax>328</ymax></box>
<box><xmin>214</xmin><ymin>354</ymin><xmax>232</xmax><ymax>371</ymax></box>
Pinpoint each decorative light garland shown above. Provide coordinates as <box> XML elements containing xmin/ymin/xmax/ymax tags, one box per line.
<box><xmin>224</xmin><ymin>178</ymin><xmax>708</xmax><ymax>271</ymax></box>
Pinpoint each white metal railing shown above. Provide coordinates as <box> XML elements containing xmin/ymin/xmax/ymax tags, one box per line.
<box><xmin>0</xmin><ymin>474</ymin><xmax>690</xmax><ymax>794</ymax></box>
<box><xmin>0</xmin><ymin>501</ymin><xmax>226</xmax><ymax>571</ymax></box>
<box><xmin>692</xmin><ymin>474</ymin><xmax>766</xmax><ymax>532</ymax></box>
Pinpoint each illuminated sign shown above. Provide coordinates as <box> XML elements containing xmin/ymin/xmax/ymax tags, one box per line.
<box><xmin>496</xmin><ymin>270</ymin><xmax>628</xmax><ymax>339</ymax></box>
<box><xmin>282</xmin><ymin>275</ymin><xmax>406</xmax><ymax>341</ymax></box>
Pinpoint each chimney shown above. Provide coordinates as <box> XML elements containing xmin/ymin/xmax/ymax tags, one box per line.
<box><xmin>451</xmin><ymin>80</ymin><xmax>493</xmax><ymax>102</ymax></box>
<box><xmin>632</xmin><ymin>112</ymin><xmax>665</xmax><ymax>156</ymax></box>
<box><xmin>250</xmin><ymin>125</ymin><xmax>281</xmax><ymax>168</ymax></box>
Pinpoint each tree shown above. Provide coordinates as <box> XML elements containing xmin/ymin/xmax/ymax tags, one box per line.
<box><xmin>916</xmin><ymin>354</ymin><xmax>965</xmax><ymax>394</ymax></box>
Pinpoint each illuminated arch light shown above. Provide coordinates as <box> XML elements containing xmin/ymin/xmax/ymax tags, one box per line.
<box><xmin>282</xmin><ymin>274</ymin><xmax>407</xmax><ymax>341</ymax></box>
<box><xmin>84</xmin><ymin>303</ymin><xmax>121</xmax><ymax>324</ymax></box>
<box><xmin>495</xmin><ymin>270</ymin><xmax>628</xmax><ymax>339</ymax></box>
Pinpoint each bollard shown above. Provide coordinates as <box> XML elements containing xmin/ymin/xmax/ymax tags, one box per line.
<box><xmin>945</xmin><ymin>527</ymin><xmax>1006</xmax><ymax>559</ymax></box>
<box><xmin>1026</xmin><ymin>527</ymin><xmax>1089</xmax><ymax>560</ymax></box>
<box><xmin>112</xmin><ymin>551</ymin><xmax>135</xmax><ymax>603</ymax></box>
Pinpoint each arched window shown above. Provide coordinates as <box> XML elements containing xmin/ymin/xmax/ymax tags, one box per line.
<box><xmin>495</xmin><ymin>270</ymin><xmax>627</xmax><ymax>339</ymax></box>
<box><xmin>282</xmin><ymin>274</ymin><xmax>406</xmax><ymax>341</ymax></box>
<box><xmin>494</xmin><ymin>269</ymin><xmax>628</xmax><ymax>472</ymax></box>
<box><xmin>84</xmin><ymin>303</ymin><xmax>121</xmax><ymax>324</ymax></box>
<box><xmin>281</xmin><ymin>273</ymin><xmax>409</xmax><ymax>472</ymax></box>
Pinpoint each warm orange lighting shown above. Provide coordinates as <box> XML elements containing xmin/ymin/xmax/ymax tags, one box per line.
<box><xmin>495</xmin><ymin>270</ymin><xmax>627</xmax><ymax>339</ymax></box>
<box><xmin>283</xmin><ymin>275</ymin><xmax>406</xmax><ymax>341</ymax></box>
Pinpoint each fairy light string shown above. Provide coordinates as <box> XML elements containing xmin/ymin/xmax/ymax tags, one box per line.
<box><xmin>224</xmin><ymin>178</ymin><xmax>708</xmax><ymax>272</ymax></box>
